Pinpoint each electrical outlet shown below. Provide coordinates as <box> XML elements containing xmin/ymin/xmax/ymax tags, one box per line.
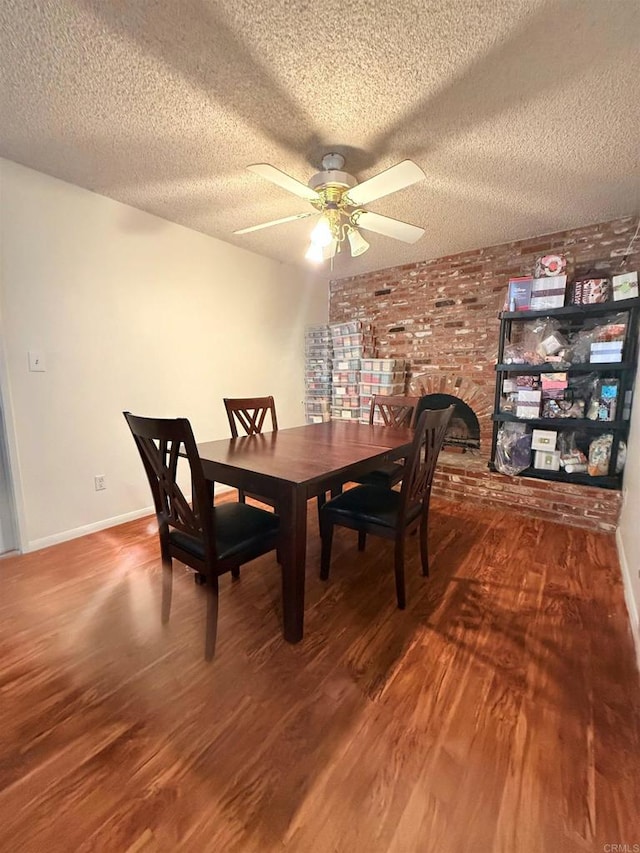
<box><xmin>94</xmin><ymin>475</ymin><xmax>106</xmax><ymax>491</ymax></box>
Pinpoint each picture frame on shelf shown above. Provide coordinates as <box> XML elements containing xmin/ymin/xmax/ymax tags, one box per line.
<box><xmin>506</xmin><ymin>276</ymin><xmax>533</xmax><ymax>311</ymax></box>
<box><xmin>530</xmin><ymin>275</ymin><xmax>567</xmax><ymax>310</ymax></box>
<box><xmin>572</xmin><ymin>278</ymin><xmax>611</xmax><ymax>305</ymax></box>
<box><xmin>534</xmin><ymin>254</ymin><xmax>567</xmax><ymax>278</ymax></box>
<box><xmin>612</xmin><ymin>271</ymin><xmax>638</xmax><ymax>301</ymax></box>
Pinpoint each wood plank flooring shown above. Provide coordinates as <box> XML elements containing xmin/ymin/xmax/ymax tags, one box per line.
<box><xmin>0</xmin><ymin>497</ymin><xmax>639</xmax><ymax>852</ymax></box>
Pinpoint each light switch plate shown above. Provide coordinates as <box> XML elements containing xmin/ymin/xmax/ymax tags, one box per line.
<box><xmin>28</xmin><ymin>351</ymin><xmax>46</xmax><ymax>372</ymax></box>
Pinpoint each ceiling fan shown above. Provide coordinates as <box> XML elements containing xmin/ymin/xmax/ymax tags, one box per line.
<box><xmin>234</xmin><ymin>153</ymin><xmax>426</xmax><ymax>263</ymax></box>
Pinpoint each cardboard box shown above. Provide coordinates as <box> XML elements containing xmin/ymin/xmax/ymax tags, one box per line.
<box><xmin>516</xmin><ymin>389</ymin><xmax>541</xmax><ymax>419</ymax></box>
<box><xmin>537</xmin><ymin>332</ymin><xmax>567</xmax><ymax>357</ymax></box>
<box><xmin>590</xmin><ymin>341</ymin><xmax>623</xmax><ymax>363</ymax></box>
<box><xmin>516</xmin><ymin>375</ymin><xmax>537</xmax><ymax>388</ymax></box>
<box><xmin>531</xmin><ymin>429</ymin><xmax>558</xmax><ymax>451</ymax></box>
<box><xmin>591</xmin><ymin>341</ymin><xmax>623</xmax><ymax>352</ymax></box>
<box><xmin>530</xmin><ymin>275</ymin><xmax>567</xmax><ymax>310</ymax></box>
<box><xmin>541</xmin><ymin>372</ymin><xmax>568</xmax><ymax>391</ymax></box>
<box><xmin>534</xmin><ymin>450</ymin><xmax>561</xmax><ymax>471</ymax></box>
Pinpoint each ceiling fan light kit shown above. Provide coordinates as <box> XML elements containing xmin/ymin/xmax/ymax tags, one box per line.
<box><xmin>235</xmin><ymin>153</ymin><xmax>426</xmax><ymax>264</ymax></box>
<box><xmin>347</xmin><ymin>227</ymin><xmax>370</xmax><ymax>257</ymax></box>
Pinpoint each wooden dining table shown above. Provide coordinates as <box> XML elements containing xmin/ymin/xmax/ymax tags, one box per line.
<box><xmin>197</xmin><ymin>420</ymin><xmax>414</xmax><ymax>643</ymax></box>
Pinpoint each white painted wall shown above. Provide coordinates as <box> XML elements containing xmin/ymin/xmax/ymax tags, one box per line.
<box><xmin>618</xmin><ymin>351</ymin><xmax>640</xmax><ymax>668</ymax></box>
<box><xmin>0</xmin><ymin>159</ymin><xmax>328</xmax><ymax>550</ymax></box>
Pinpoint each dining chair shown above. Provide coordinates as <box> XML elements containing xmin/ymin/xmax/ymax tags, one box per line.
<box><xmin>224</xmin><ymin>395</ymin><xmax>278</xmax><ymax>438</ymax></box>
<box><xmin>353</xmin><ymin>394</ymin><xmax>421</xmax><ymax>489</ymax></box>
<box><xmin>319</xmin><ymin>406</ymin><xmax>454</xmax><ymax>609</ymax></box>
<box><xmin>224</xmin><ymin>396</ymin><xmax>278</xmax><ymax>508</ymax></box>
<box><xmin>124</xmin><ymin>412</ymin><xmax>280</xmax><ymax>659</ymax></box>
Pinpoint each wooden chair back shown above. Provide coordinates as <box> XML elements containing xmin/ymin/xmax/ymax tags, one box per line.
<box><xmin>399</xmin><ymin>406</ymin><xmax>454</xmax><ymax>513</ymax></box>
<box><xmin>224</xmin><ymin>396</ymin><xmax>278</xmax><ymax>438</ymax></box>
<box><xmin>123</xmin><ymin>412</ymin><xmax>215</xmax><ymax>564</ymax></box>
<box><xmin>370</xmin><ymin>394</ymin><xmax>420</xmax><ymax>429</ymax></box>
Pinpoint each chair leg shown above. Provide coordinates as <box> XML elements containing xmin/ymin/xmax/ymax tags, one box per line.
<box><xmin>358</xmin><ymin>530</ymin><xmax>366</xmax><ymax>551</ymax></box>
<box><xmin>204</xmin><ymin>575</ymin><xmax>219</xmax><ymax>661</ymax></box>
<box><xmin>238</xmin><ymin>489</ymin><xmax>247</xmax><ymax>503</ymax></box>
<box><xmin>231</xmin><ymin>567</ymin><xmax>240</xmax><ymax>580</ymax></box>
<box><xmin>161</xmin><ymin>556</ymin><xmax>173</xmax><ymax>624</ymax></box>
<box><xmin>320</xmin><ymin>520</ymin><xmax>334</xmax><ymax>580</ymax></box>
<box><xmin>394</xmin><ymin>537</ymin><xmax>406</xmax><ymax>610</ymax></box>
<box><xmin>419</xmin><ymin>520</ymin><xmax>430</xmax><ymax>577</ymax></box>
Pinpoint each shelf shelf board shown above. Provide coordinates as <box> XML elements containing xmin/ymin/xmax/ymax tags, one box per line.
<box><xmin>492</xmin><ymin>413</ymin><xmax>626</xmax><ymax>431</ymax></box>
<box><xmin>518</xmin><ymin>468</ymin><xmax>621</xmax><ymax>490</ymax></box>
<box><xmin>499</xmin><ymin>296</ymin><xmax>639</xmax><ymax>321</ymax></box>
<box><xmin>495</xmin><ymin>362</ymin><xmax>630</xmax><ymax>373</ymax></box>
<box><xmin>487</xmin><ymin>462</ymin><xmax>621</xmax><ymax>490</ymax></box>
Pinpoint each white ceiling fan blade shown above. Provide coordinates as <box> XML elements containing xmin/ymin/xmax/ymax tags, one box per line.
<box><xmin>344</xmin><ymin>160</ymin><xmax>425</xmax><ymax>206</ymax></box>
<box><xmin>234</xmin><ymin>211</ymin><xmax>319</xmax><ymax>235</ymax></box>
<box><xmin>247</xmin><ymin>164</ymin><xmax>320</xmax><ymax>202</ymax></box>
<box><xmin>354</xmin><ymin>211</ymin><xmax>425</xmax><ymax>244</ymax></box>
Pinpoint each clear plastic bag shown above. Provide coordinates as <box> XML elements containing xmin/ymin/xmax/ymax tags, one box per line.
<box><xmin>588</xmin><ymin>434</ymin><xmax>612</xmax><ymax>476</ymax></box>
<box><xmin>495</xmin><ymin>423</ymin><xmax>532</xmax><ymax>475</ymax></box>
<box><xmin>617</xmin><ymin>440</ymin><xmax>626</xmax><ymax>474</ymax></box>
<box><xmin>566</xmin><ymin>313</ymin><xmax>628</xmax><ymax>364</ymax></box>
<box><xmin>558</xmin><ymin>431</ymin><xmax>588</xmax><ymax>473</ymax></box>
<box><xmin>504</xmin><ymin>318</ymin><xmax>570</xmax><ymax>365</ymax></box>
<box><xmin>541</xmin><ymin>373</ymin><xmax>598</xmax><ymax>419</ymax></box>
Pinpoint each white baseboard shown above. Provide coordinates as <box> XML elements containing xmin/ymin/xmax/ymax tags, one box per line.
<box><xmin>616</xmin><ymin>527</ymin><xmax>640</xmax><ymax>672</ymax></box>
<box><xmin>27</xmin><ymin>505</ymin><xmax>156</xmax><ymax>552</ymax></box>
<box><xmin>26</xmin><ymin>485</ymin><xmax>236</xmax><ymax>553</ymax></box>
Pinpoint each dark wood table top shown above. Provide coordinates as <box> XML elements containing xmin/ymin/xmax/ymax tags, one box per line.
<box><xmin>197</xmin><ymin>420</ymin><xmax>414</xmax><ymax>487</ymax></box>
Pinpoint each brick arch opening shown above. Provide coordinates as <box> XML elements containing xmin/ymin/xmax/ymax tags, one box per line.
<box><xmin>408</xmin><ymin>373</ymin><xmax>494</xmax><ymax>457</ymax></box>
<box><xmin>416</xmin><ymin>393</ymin><xmax>480</xmax><ymax>450</ymax></box>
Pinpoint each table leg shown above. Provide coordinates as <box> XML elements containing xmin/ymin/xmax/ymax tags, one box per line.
<box><xmin>279</xmin><ymin>485</ymin><xmax>307</xmax><ymax>643</ymax></box>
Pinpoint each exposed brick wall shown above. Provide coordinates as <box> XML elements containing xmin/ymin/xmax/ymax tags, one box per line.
<box><xmin>330</xmin><ymin>216</ymin><xmax>640</xmax><ymax>532</ymax></box>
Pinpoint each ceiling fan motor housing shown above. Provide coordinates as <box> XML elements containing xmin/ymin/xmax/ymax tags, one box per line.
<box><xmin>308</xmin><ymin>169</ymin><xmax>357</xmax><ymax>193</ymax></box>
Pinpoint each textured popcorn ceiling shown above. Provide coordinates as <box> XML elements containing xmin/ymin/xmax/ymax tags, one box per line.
<box><xmin>1</xmin><ymin>0</ymin><xmax>639</xmax><ymax>279</ymax></box>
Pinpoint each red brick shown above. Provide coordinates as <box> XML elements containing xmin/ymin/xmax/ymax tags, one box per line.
<box><xmin>329</xmin><ymin>215</ymin><xmax>639</xmax><ymax>531</ymax></box>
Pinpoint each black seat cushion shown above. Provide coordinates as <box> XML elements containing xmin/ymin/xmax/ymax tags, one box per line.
<box><xmin>170</xmin><ymin>502</ymin><xmax>279</xmax><ymax>563</ymax></box>
<box><xmin>354</xmin><ymin>461</ymin><xmax>405</xmax><ymax>488</ymax></box>
<box><xmin>322</xmin><ymin>485</ymin><xmax>421</xmax><ymax>529</ymax></box>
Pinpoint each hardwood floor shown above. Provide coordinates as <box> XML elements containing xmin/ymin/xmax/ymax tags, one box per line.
<box><xmin>0</xmin><ymin>498</ymin><xmax>639</xmax><ymax>852</ymax></box>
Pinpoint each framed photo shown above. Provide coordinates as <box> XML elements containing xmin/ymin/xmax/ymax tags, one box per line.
<box><xmin>535</xmin><ymin>254</ymin><xmax>567</xmax><ymax>278</ymax></box>
<box><xmin>572</xmin><ymin>278</ymin><xmax>611</xmax><ymax>304</ymax></box>
<box><xmin>506</xmin><ymin>276</ymin><xmax>533</xmax><ymax>311</ymax></box>
<box><xmin>530</xmin><ymin>275</ymin><xmax>567</xmax><ymax>310</ymax></box>
<box><xmin>612</xmin><ymin>271</ymin><xmax>638</xmax><ymax>301</ymax></box>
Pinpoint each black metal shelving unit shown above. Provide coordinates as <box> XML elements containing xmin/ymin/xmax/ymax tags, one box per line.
<box><xmin>489</xmin><ymin>296</ymin><xmax>640</xmax><ymax>489</ymax></box>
